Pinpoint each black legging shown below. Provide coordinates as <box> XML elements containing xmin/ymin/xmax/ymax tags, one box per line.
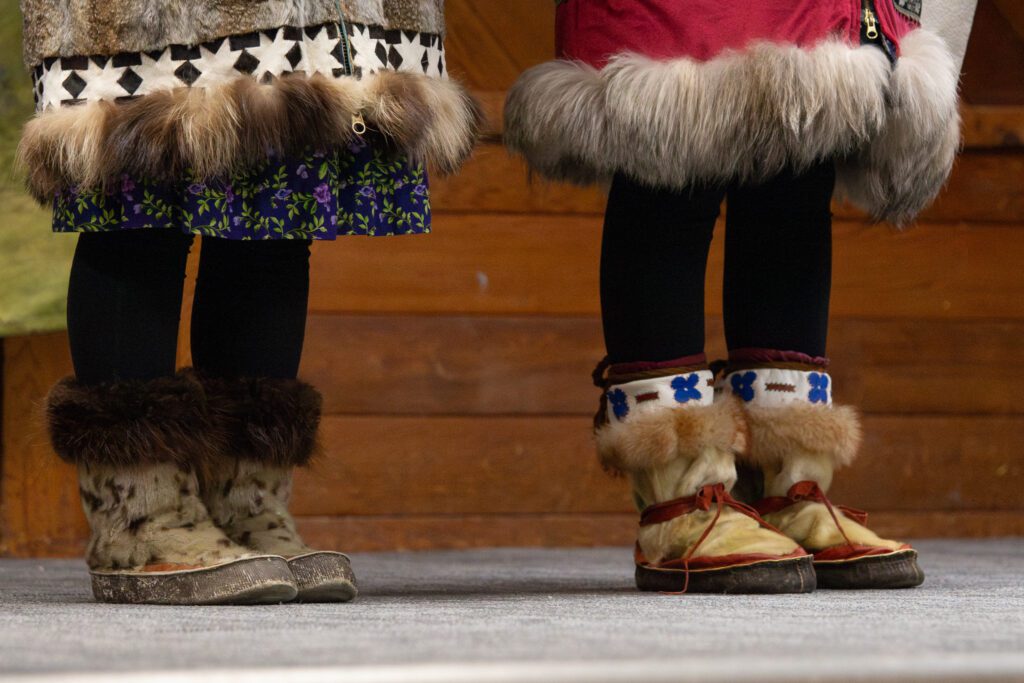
<box><xmin>600</xmin><ymin>161</ymin><xmax>835</xmax><ymax>364</ymax></box>
<box><xmin>67</xmin><ymin>230</ymin><xmax>311</xmax><ymax>385</ymax></box>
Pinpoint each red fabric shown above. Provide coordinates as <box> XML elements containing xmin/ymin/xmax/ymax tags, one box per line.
<box><xmin>727</xmin><ymin>348</ymin><xmax>829</xmax><ymax>368</ymax></box>
<box><xmin>556</xmin><ymin>0</ymin><xmax>918</xmax><ymax>68</ymax></box>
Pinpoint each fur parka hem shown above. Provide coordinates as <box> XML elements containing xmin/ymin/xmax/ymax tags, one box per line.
<box><xmin>504</xmin><ymin>29</ymin><xmax>961</xmax><ymax>225</ymax></box>
<box><xmin>18</xmin><ymin>70</ymin><xmax>483</xmax><ymax>204</ymax></box>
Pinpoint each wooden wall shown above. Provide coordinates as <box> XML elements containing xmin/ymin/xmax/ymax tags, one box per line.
<box><xmin>3</xmin><ymin>1</ymin><xmax>1024</xmax><ymax>556</ymax></box>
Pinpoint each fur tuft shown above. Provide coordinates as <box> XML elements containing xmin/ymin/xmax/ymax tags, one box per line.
<box><xmin>19</xmin><ymin>71</ymin><xmax>480</xmax><ymax>203</ymax></box>
<box><xmin>742</xmin><ymin>403</ymin><xmax>862</xmax><ymax>471</ymax></box>
<box><xmin>198</xmin><ymin>374</ymin><xmax>322</xmax><ymax>468</ymax></box>
<box><xmin>46</xmin><ymin>372</ymin><xmax>220</xmax><ymax>468</ymax></box>
<box><xmin>505</xmin><ymin>29</ymin><xmax>961</xmax><ymax>224</ymax></box>
<box><xmin>595</xmin><ymin>399</ymin><xmax>746</xmax><ymax>475</ymax></box>
<box><xmin>835</xmin><ymin>30</ymin><xmax>963</xmax><ymax>225</ymax></box>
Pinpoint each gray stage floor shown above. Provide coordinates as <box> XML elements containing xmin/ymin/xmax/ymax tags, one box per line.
<box><xmin>2</xmin><ymin>539</ymin><xmax>1023</xmax><ymax>682</ymax></box>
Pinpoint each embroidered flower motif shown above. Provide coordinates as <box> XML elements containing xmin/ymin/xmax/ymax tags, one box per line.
<box><xmin>671</xmin><ymin>374</ymin><xmax>703</xmax><ymax>404</ymax></box>
<box><xmin>187</xmin><ymin>183</ymin><xmax>206</xmax><ymax>195</ymax></box>
<box><xmin>120</xmin><ymin>175</ymin><xmax>135</xmax><ymax>193</ymax></box>
<box><xmin>808</xmin><ymin>373</ymin><xmax>830</xmax><ymax>404</ymax></box>
<box><xmin>608</xmin><ymin>389</ymin><xmax>630</xmax><ymax>421</ymax></box>
<box><xmin>275</xmin><ymin>188</ymin><xmax>293</xmax><ymax>201</ymax></box>
<box><xmin>296</xmin><ymin>164</ymin><xmax>309</xmax><ymax>179</ymax></box>
<box><xmin>731</xmin><ymin>371</ymin><xmax>757</xmax><ymax>402</ymax></box>
<box><xmin>313</xmin><ymin>183</ymin><xmax>332</xmax><ymax>205</ymax></box>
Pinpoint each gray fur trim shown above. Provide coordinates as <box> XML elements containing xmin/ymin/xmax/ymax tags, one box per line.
<box><xmin>504</xmin><ymin>30</ymin><xmax>961</xmax><ymax>225</ymax></box>
<box><xmin>17</xmin><ymin>70</ymin><xmax>483</xmax><ymax>203</ymax></box>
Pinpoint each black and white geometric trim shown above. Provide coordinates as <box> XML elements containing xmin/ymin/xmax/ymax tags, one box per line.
<box><xmin>32</xmin><ymin>22</ymin><xmax>446</xmax><ymax>111</ymax></box>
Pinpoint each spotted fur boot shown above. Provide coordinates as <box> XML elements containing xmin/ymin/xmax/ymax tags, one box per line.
<box><xmin>47</xmin><ymin>375</ymin><xmax>297</xmax><ymax>605</ymax></box>
<box><xmin>722</xmin><ymin>364</ymin><xmax>925</xmax><ymax>589</ymax></box>
<box><xmin>200</xmin><ymin>375</ymin><xmax>357</xmax><ymax>603</ymax></box>
<box><xmin>595</xmin><ymin>361</ymin><xmax>815</xmax><ymax>594</ymax></box>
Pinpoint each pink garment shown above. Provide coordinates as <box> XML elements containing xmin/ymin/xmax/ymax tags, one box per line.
<box><xmin>556</xmin><ymin>0</ymin><xmax>919</xmax><ymax>67</ymax></box>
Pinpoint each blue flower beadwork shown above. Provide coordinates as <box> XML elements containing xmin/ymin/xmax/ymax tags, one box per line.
<box><xmin>731</xmin><ymin>371</ymin><xmax>757</xmax><ymax>402</ymax></box>
<box><xmin>671</xmin><ymin>374</ymin><xmax>703</xmax><ymax>404</ymax></box>
<box><xmin>808</xmin><ymin>373</ymin><xmax>830</xmax><ymax>404</ymax></box>
<box><xmin>608</xmin><ymin>389</ymin><xmax>630</xmax><ymax>420</ymax></box>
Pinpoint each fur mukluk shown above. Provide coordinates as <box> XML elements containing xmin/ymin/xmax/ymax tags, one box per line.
<box><xmin>505</xmin><ymin>30</ymin><xmax>961</xmax><ymax>225</ymax></box>
<box><xmin>19</xmin><ymin>70</ymin><xmax>483</xmax><ymax>204</ymax></box>
<box><xmin>198</xmin><ymin>374</ymin><xmax>322</xmax><ymax>468</ymax></box>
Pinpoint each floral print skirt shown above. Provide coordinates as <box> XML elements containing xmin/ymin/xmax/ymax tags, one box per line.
<box><xmin>53</xmin><ymin>136</ymin><xmax>431</xmax><ymax>240</ymax></box>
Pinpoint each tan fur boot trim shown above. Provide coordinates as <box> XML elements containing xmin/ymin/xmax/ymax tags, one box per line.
<box><xmin>79</xmin><ymin>462</ymin><xmax>256</xmax><ymax>572</ymax></box>
<box><xmin>743</xmin><ymin>403</ymin><xmax>862</xmax><ymax>495</ymax></box>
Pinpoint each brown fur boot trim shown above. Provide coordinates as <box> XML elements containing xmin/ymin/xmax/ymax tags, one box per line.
<box><xmin>197</xmin><ymin>374</ymin><xmax>322</xmax><ymax>468</ymax></box>
<box><xmin>46</xmin><ymin>372</ymin><xmax>219</xmax><ymax>468</ymax></box>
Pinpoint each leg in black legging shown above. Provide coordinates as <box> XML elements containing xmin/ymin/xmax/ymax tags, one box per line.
<box><xmin>723</xmin><ymin>161</ymin><xmax>836</xmax><ymax>358</ymax></box>
<box><xmin>600</xmin><ymin>174</ymin><xmax>726</xmax><ymax>364</ymax></box>
<box><xmin>191</xmin><ymin>238</ymin><xmax>312</xmax><ymax>379</ymax></box>
<box><xmin>67</xmin><ymin>230</ymin><xmax>194</xmax><ymax>385</ymax></box>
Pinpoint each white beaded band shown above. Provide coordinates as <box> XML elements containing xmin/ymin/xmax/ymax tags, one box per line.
<box><xmin>718</xmin><ymin>368</ymin><xmax>833</xmax><ymax>407</ymax></box>
<box><xmin>605</xmin><ymin>370</ymin><xmax>715</xmax><ymax>423</ymax></box>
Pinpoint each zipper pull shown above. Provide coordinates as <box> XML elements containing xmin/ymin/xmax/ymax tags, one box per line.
<box><xmin>864</xmin><ymin>5</ymin><xmax>879</xmax><ymax>40</ymax></box>
<box><xmin>351</xmin><ymin>113</ymin><xmax>366</xmax><ymax>136</ymax></box>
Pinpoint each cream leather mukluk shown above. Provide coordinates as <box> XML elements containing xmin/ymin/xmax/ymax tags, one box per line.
<box><xmin>18</xmin><ymin>0</ymin><xmax>482</xmax><ymax>203</ymax></box>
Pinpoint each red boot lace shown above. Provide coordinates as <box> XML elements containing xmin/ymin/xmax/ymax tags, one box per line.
<box><xmin>636</xmin><ymin>483</ymin><xmax>786</xmax><ymax>594</ymax></box>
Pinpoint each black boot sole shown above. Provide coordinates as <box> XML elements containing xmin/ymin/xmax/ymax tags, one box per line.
<box><xmin>814</xmin><ymin>548</ymin><xmax>925</xmax><ymax>589</ymax></box>
<box><xmin>91</xmin><ymin>555</ymin><xmax>297</xmax><ymax>605</ymax></box>
<box><xmin>636</xmin><ymin>554</ymin><xmax>816</xmax><ymax>594</ymax></box>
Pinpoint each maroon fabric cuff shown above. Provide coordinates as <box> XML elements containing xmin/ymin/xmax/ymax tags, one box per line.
<box><xmin>728</xmin><ymin>348</ymin><xmax>829</xmax><ymax>368</ymax></box>
<box><xmin>609</xmin><ymin>354</ymin><xmax>708</xmax><ymax>375</ymax></box>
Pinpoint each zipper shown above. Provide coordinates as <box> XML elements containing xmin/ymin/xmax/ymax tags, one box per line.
<box><xmin>860</xmin><ymin>0</ymin><xmax>897</xmax><ymax>63</ymax></box>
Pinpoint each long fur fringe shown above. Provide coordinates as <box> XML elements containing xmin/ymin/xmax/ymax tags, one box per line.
<box><xmin>505</xmin><ymin>29</ymin><xmax>960</xmax><ymax>225</ymax></box>
<box><xmin>18</xmin><ymin>70</ymin><xmax>484</xmax><ymax>203</ymax></box>
<box><xmin>595</xmin><ymin>399</ymin><xmax>747</xmax><ymax>476</ymax></box>
<box><xmin>198</xmin><ymin>374</ymin><xmax>322</xmax><ymax>468</ymax></box>
<box><xmin>46</xmin><ymin>372</ymin><xmax>221</xmax><ymax>469</ymax></box>
<box><xmin>742</xmin><ymin>403</ymin><xmax>862</xmax><ymax>471</ymax></box>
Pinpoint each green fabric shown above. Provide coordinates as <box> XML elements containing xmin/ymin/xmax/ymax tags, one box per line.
<box><xmin>0</xmin><ymin>0</ymin><xmax>75</xmax><ymax>337</ymax></box>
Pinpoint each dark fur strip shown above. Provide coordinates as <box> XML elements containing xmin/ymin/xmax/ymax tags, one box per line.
<box><xmin>196</xmin><ymin>372</ymin><xmax>322</xmax><ymax>468</ymax></box>
<box><xmin>19</xmin><ymin>72</ymin><xmax>483</xmax><ymax>204</ymax></box>
<box><xmin>46</xmin><ymin>372</ymin><xmax>220</xmax><ymax>468</ymax></box>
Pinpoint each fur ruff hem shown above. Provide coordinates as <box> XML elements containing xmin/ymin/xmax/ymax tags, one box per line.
<box><xmin>742</xmin><ymin>403</ymin><xmax>862</xmax><ymax>471</ymax></box>
<box><xmin>595</xmin><ymin>399</ymin><xmax>747</xmax><ymax>476</ymax></box>
<box><xmin>198</xmin><ymin>374</ymin><xmax>322</xmax><ymax>468</ymax></box>
<box><xmin>504</xmin><ymin>30</ymin><xmax>960</xmax><ymax>225</ymax></box>
<box><xmin>18</xmin><ymin>70</ymin><xmax>483</xmax><ymax>203</ymax></box>
<box><xmin>46</xmin><ymin>372</ymin><xmax>220</xmax><ymax>468</ymax></box>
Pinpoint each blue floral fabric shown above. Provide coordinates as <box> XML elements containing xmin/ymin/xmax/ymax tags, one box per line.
<box><xmin>52</xmin><ymin>136</ymin><xmax>431</xmax><ymax>240</ymax></box>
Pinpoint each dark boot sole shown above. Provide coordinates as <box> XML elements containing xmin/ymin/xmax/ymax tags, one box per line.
<box><xmin>289</xmin><ymin>552</ymin><xmax>358</xmax><ymax>603</ymax></box>
<box><xmin>636</xmin><ymin>555</ymin><xmax>816</xmax><ymax>594</ymax></box>
<box><xmin>815</xmin><ymin>548</ymin><xmax>924</xmax><ymax>590</ymax></box>
<box><xmin>91</xmin><ymin>556</ymin><xmax>297</xmax><ymax>605</ymax></box>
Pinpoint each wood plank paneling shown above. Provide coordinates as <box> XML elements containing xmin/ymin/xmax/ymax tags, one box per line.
<box><xmin>302</xmin><ymin>315</ymin><xmax>1024</xmax><ymax>416</ymax></box>
<box><xmin>433</xmin><ymin>145</ymin><xmax>1024</xmax><ymax>223</ymax></box>
<box><xmin>0</xmin><ymin>334</ymin><xmax>85</xmax><ymax>556</ymax></box>
<box><xmin>297</xmin><ymin>510</ymin><xmax>1024</xmax><ymax>552</ymax></box>
<box><xmin>290</xmin><ymin>415</ymin><xmax>1024</xmax><ymax>516</ymax></box>
<box><xmin>309</xmin><ymin>216</ymin><xmax>1024</xmax><ymax>319</ymax></box>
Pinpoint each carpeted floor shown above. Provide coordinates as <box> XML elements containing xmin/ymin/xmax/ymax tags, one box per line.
<box><xmin>1</xmin><ymin>539</ymin><xmax>1023</xmax><ymax>682</ymax></box>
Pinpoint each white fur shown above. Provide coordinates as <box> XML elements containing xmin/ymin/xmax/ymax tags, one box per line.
<box><xmin>505</xmin><ymin>30</ymin><xmax>961</xmax><ymax>224</ymax></box>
